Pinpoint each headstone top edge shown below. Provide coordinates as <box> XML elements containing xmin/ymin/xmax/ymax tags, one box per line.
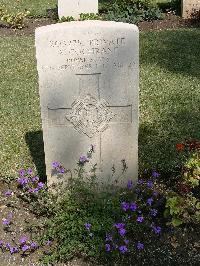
<box><xmin>35</xmin><ymin>21</ymin><xmax>139</xmax><ymax>36</ymax></box>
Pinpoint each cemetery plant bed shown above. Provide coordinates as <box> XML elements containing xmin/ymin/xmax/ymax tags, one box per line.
<box><xmin>0</xmin><ymin>14</ymin><xmax>200</xmax><ymax>37</ymax></box>
<box><xmin>0</xmin><ymin>160</ymin><xmax>200</xmax><ymax>266</ymax></box>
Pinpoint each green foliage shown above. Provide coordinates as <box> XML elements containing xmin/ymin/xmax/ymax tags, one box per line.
<box><xmin>0</xmin><ymin>7</ymin><xmax>29</xmax><ymax>29</ymax></box>
<box><xmin>59</xmin><ymin>16</ymin><xmax>75</xmax><ymax>22</ymax></box>
<box><xmin>102</xmin><ymin>0</ymin><xmax>164</xmax><ymax>23</ymax></box>
<box><xmin>80</xmin><ymin>13</ymin><xmax>102</xmax><ymax>20</ymax></box>
<box><xmin>165</xmin><ymin>193</ymin><xmax>200</xmax><ymax>226</ymax></box>
<box><xmin>41</xmin><ymin>179</ymin><xmax>123</xmax><ymax>263</ymax></box>
<box><xmin>183</xmin><ymin>153</ymin><xmax>200</xmax><ymax>188</ymax></box>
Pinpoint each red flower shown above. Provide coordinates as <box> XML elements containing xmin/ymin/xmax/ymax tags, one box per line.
<box><xmin>176</xmin><ymin>143</ymin><xmax>185</xmax><ymax>152</ymax></box>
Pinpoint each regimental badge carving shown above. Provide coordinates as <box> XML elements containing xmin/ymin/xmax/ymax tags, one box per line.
<box><xmin>66</xmin><ymin>94</ymin><xmax>115</xmax><ymax>138</ymax></box>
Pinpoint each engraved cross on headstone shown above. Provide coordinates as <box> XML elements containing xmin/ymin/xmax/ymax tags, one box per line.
<box><xmin>47</xmin><ymin>73</ymin><xmax>132</xmax><ymax>161</ymax></box>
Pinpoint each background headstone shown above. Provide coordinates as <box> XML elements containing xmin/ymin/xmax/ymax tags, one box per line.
<box><xmin>35</xmin><ymin>21</ymin><xmax>139</xmax><ymax>186</ymax></box>
<box><xmin>58</xmin><ymin>0</ymin><xmax>98</xmax><ymax>19</ymax></box>
<box><xmin>182</xmin><ymin>0</ymin><xmax>200</xmax><ymax>18</ymax></box>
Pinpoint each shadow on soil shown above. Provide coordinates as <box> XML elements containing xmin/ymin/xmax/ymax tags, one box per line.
<box><xmin>25</xmin><ymin>130</ymin><xmax>46</xmax><ymax>181</ymax></box>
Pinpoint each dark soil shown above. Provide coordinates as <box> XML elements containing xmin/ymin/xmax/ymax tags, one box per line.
<box><xmin>0</xmin><ymin>14</ymin><xmax>199</xmax><ymax>37</ymax></box>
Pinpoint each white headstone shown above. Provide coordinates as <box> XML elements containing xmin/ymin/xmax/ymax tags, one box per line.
<box><xmin>35</xmin><ymin>21</ymin><xmax>139</xmax><ymax>186</ymax></box>
<box><xmin>58</xmin><ymin>0</ymin><xmax>98</xmax><ymax>19</ymax></box>
<box><xmin>181</xmin><ymin>0</ymin><xmax>200</xmax><ymax>18</ymax></box>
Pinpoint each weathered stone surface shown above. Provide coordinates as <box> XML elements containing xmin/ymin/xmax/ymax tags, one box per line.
<box><xmin>182</xmin><ymin>0</ymin><xmax>200</xmax><ymax>18</ymax></box>
<box><xmin>35</xmin><ymin>21</ymin><xmax>139</xmax><ymax>186</ymax></box>
<box><xmin>58</xmin><ymin>0</ymin><xmax>98</xmax><ymax>19</ymax></box>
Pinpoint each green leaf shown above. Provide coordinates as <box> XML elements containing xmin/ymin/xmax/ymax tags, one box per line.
<box><xmin>172</xmin><ymin>218</ymin><xmax>183</xmax><ymax>227</ymax></box>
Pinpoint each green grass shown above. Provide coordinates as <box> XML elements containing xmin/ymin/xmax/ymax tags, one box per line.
<box><xmin>0</xmin><ymin>28</ymin><xmax>200</xmax><ymax>179</ymax></box>
<box><xmin>1</xmin><ymin>0</ymin><xmax>57</xmax><ymax>17</ymax></box>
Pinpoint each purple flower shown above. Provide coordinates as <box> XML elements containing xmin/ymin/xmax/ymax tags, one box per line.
<box><xmin>0</xmin><ymin>240</ymin><xmax>3</xmax><ymax>247</ymax></box>
<box><xmin>136</xmin><ymin>242</ymin><xmax>144</xmax><ymax>250</ymax></box>
<box><xmin>27</xmin><ymin>168</ymin><xmax>33</xmax><ymax>175</ymax></box>
<box><xmin>21</xmin><ymin>245</ymin><xmax>30</xmax><ymax>252</ymax></box>
<box><xmin>4</xmin><ymin>190</ymin><xmax>12</xmax><ymax>197</ymax></box>
<box><xmin>137</xmin><ymin>216</ymin><xmax>144</xmax><ymax>223</ymax></box>
<box><xmin>114</xmin><ymin>223</ymin><xmax>125</xmax><ymax>229</ymax></box>
<box><xmin>30</xmin><ymin>242</ymin><xmax>38</xmax><ymax>249</ymax></box>
<box><xmin>59</xmin><ymin>168</ymin><xmax>65</xmax><ymax>174</ymax></box>
<box><xmin>138</xmin><ymin>179</ymin><xmax>144</xmax><ymax>185</ymax></box>
<box><xmin>152</xmin><ymin>170</ymin><xmax>160</xmax><ymax>178</ymax></box>
<box><xmin>105</xmin><ymin>243</ymin><xmax>111</xmax><ymax>252</ymax></box>
<box><xmin>10</xmin><ymin>246</ymin><xmax>18</xmax><ymax>254</ymax></box>
<box><xmin>52</xmin><ymin>161</ymin><xmax>60</xmax><ymax>168</ymax></box>
<box><xmin>147</xmin><ymin>197</ymin><xmax>153</xmax><ymax>206</ymax></box>
<box><xmin>19</xmin><ymin>236</ymin><xmax>28</xmax><ymax>245</ymax></box>
<box><xmin>147</xmin><ymin>180</ymin><xmax>153</xmax><ymax>188</ymax></box>
<box><xmin>32</xmin><ymin>176</ymin><xmax>39</xmax><ymax>182</ymax></box>
<box><xmin>121</xmin><ymin>202</ymin><xmax>129</xmax><ymax>211</ymax></box>
<box><xmin>150</xmin><ymin>209</ymin><xmax>158</xmax><ymax>217</ymax></box>
<box><xmin>28</xmin><ymin>188</ymin><xmax>34</xmax><ymax>193</ymax></box>
<box><xmin>127</xmin><ymin>180</ymin><xmax>133</xmax><ymax>190</ymax></box>
<box><xmin>17</xmin><ymin>177</ymin><xmax>28</xmax><ymax>186</ymax></box>
<box><xmin>6</xmin><ymin>243</ymin><xmax>11</xmax><ymax>249</ymax></box>
<box><xmin>84</xmin><ymin>223</ymin><xmax>91</xmax><ymax>230</ymax></box>
<box><xmin>119</xmin><ymin>245</ymin><xmax>128</xmax><ymax>253</ymax></box>
<box><xmin>130</xmin><ymin>202</ymin><xmax>137</xmax><ymax>211</ymax></box>
<box><xmin>153</xmin><ymin>191</ymin><xmax>158</xmax><ymax>197</ymax></box>
<box><xmin>38</xmin><ymin>182</ymin><xmax>45</xmax><ymax>190</ymax></box>
<box><xmin>19</xmin><ymin>169</ymin><xmax>25</xmax><ymax>177</ymax></box>
<box><xmin>33</xmin><ymin>188</ymin><xmax>39</xmax><ymax>193</ymax></box>
<box><xmin>2</xmin><ymin>219</ymin><xmax>10</xmax><ymax>226</ymax></box>
<box><xmin>152</xmin><ymin>226</ymin><xmax>161</xmax><ymax>234</ymax></box>
<box><xmin>124</xmin><ymin>239</ymin><xmax>129</xmax><ymax>245</ymax></box>
<box><xmin>105</xmin><ymin>233</ymin><xmax>112</xmax><ymax>242</ymax></box>
<box><xmin>79</xmin><ymin>155</ymin><xmax>89</xmax><ymax>164</ymax></box>
<box><xmin>119</xmin><ymin>228</ymin><xmax>126</xmax><ymax>237</ymax></box>
<box><xmin>46</xmin><ymin>240</ymin><xmax>52</xmax><ymax>246</ymax></box>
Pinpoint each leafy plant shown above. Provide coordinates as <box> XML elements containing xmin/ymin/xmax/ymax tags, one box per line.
<box><xmin>0</xmin><ymin>7</ymin><xmax>30</xmax><ymax>29</ymax></box>
<box><xmin>102</xmin><ymin>0</ymin><xmax>164</xmax><ymax>23</ymax></box>
<box><xmin>59</xmin><ymin>16</ymin><xmax>75</xmax><ymax>22</ymax></box>
<box><xmin>80</xmin><ymin>13</ymin><xmax>101</xmax><ymax>20</ymax></box>
<box><xmin>165</xmin><ymin>193</ymin><xmax>200</xmax><ymax>226</ymax></box>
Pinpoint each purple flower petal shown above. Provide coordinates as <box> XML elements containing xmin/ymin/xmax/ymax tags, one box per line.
<box><xmin>114</xmin><ymin>223</ymin><xmax>125</xmax><ymax>229</ymax></box>
<box><xmin>19</xmin><ymin>169</ymin><xmax>26</xmax><ymax>177</ymax></box>
<box><xmin>84</xmin><ymin>223</ymin><xmax>91</xmax><ymax>230</ymax></box>
<box><xmin>105</xmin><ymin>243</ymin><xmax>111</xmax><ymax>252</ymax></box>
<box><xmin>119</xmin><ymin>245</ymin><xmax>128</xmax><ymax>253</ymax></box>
<box><xmin>136</xmin><ymin>216</ymin><xmax>144</xmax><ymax>223</ymax></box>
<box><xmin>121</xmin><ymin>202</ymin><xmax>129</xmax><ymax>211</ymax></box>
<box><xmin>152</xmin><ymin>170</ymin><xmax>160</xmax><ymax>178</ymax></box>
<box><xmin>4</xmin><ymin>190</ymin><xmax>12</xmax><ymax>197</ymax></box>
<box><xmin>19</xmin><ymin>236</ymin><xmax>28</xmax><ymax>245</ymax></box>
<box><xmin>127</xmin><ymin>180</ymin><xmax>133</xmax><ymax>190</ymax></box>
<box><xmin>21</xmin><ymin>245</ymin><xmax>30</xmax><ymax>252</ymax></box>
<box><xmin>27</xmin><ymin>168</ymin><xmax>33</xmax><ymax>175</ymax></box>
<box><xmin>119</xmin><ymin>228</ymin><xmax>126</xmax><ymax>237</ymax></box>
<box><xmin>52</xmin><ymin>161</ymin><xmax>60</xmax><ymax>168</ymax></box>
<box><xmin>130</xmin><ymin>202</ymin><xmax>137</xmax><ymax>211</ymax></box>
<box><xmin>147</xmin><ymin>197</ymin><xmax>153</xmax><ymax>206</ymax></box>
<box><xmin>136</xmin><ymin>242</ymin><xmax>144</xmax><ymax>250</ymax></box>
